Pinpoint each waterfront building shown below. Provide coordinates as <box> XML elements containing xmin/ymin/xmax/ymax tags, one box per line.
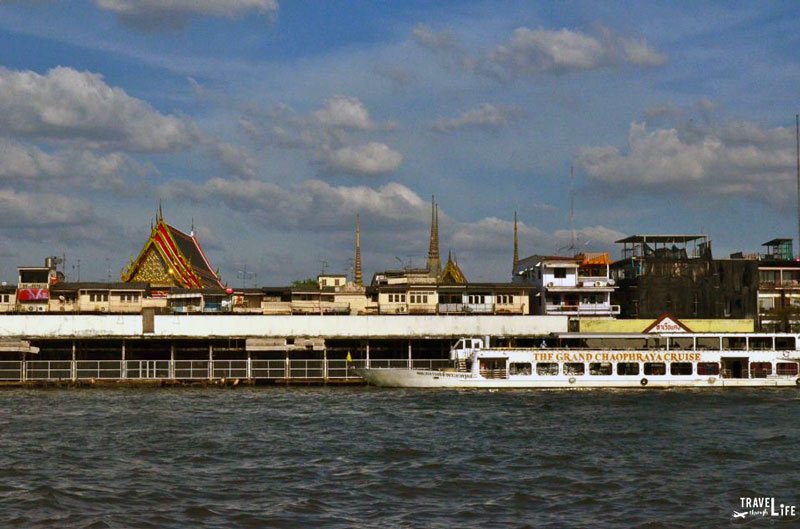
<box><xmin>513</xmin><ymin>253</ymin><xmax>618</xmax><ymax>317</ymax></box>
<box><xmin>611</xmin><ymin>234</ymin><xmax>758</xmax><ymax>320</ymax></box>
<box><xmin>120</xmin><ymin>208</ymin><xmax>224</xmax><ymax>290</ymax></box>
<box><xmin>49</xmin><ymin>282</ymin><xmax>149</xmax><ymax>313</ymax></box>
<box><xmin>731</xmin><ymin>238</ymin><xmax>800</xmax><ymax>332</ymax></box>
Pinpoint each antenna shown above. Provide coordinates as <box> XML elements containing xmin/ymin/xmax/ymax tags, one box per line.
<box><xmin>237</xmin><ymin>264</ymin><xmax>255</xmax><ymax>289</ymax></box>
<box><xmin>796</xmin><ymin>114</ymin><xmax>799</xmax><ymax>259</ymax></box>
<box><xmin>570</xmin><ymin>165</ymin><xmax>576</xmax><ymax>253</ymax></box>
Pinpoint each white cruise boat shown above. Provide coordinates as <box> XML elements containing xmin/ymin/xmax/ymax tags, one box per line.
<box><xmin>358</xmin><ymin>333</ymin><xmax>800</xmax><ymax>388</ymax></box>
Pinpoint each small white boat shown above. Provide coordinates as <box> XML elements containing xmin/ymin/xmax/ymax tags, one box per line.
<box><xmin>359</xmin><ymin>334</ymin><xmax>800</xmax><ymax>389</ymax></box>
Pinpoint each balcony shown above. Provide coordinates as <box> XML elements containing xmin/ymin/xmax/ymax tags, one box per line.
<box><xmin>438</xmin><ymin>303</ymin><xmax>494</xmax><ymax>314</ymax></box>
<box><xmin>545</xmin><ymin>304</ymin><xmax>621</xmax><ymax>316</ymax></box>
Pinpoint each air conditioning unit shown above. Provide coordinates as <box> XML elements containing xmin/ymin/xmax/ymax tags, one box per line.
<box><xmin>26</xmin><ymin>305</ymin><xmax>35</xmax><ymax>312</ymax></box>
<box><xmin>37</xmin><ymin>305</ymin><xmax>46</xmax><ymax>312</ymax></box>
<box><xmin>100</xmin><ymin>307</ymin><xmax>108</xmax><ymax>312</ymax></box>
<box><xmin>595</xmin><ymin>281</ymin><xmax>602</xmax><ymax>287</ymax></box>
<box><xmin>547</xmin><ymin>282</ymin><xmax>554</xmax><ymax>287</ymax></box>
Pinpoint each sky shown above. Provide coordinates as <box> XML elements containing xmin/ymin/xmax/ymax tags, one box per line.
<box><xmin>0</xmin><ymin>0</ymin><xmax>798</xmax><ymax>286</ymax></box>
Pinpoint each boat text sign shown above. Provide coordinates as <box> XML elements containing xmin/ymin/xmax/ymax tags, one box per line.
<box><xmin>531</xmin><ymin>351</ymin><xmax>702</xmax><ymax>362</ymax></box>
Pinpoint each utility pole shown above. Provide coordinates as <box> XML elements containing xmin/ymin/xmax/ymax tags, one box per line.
<box><xmin>796</xmin><ymin>114</ymin><xmax>799</xmax><ymax>259</ymax></box>
<box><xmin>237</xmin><ymin>264</ymin><xmax>254</xmax><ymax>289</ymax></box>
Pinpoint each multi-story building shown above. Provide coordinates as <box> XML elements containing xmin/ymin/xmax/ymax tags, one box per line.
<box><xmin>612</xmin><ymin>234</ymin><xmax>758</xmax><ymax>320</ymax></box>
<box><xmin>513</xmin><ymin>253</ymin><xmax>618</xmax><ymax>317</ymax></box>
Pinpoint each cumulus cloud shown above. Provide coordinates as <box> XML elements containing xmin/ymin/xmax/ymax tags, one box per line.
<box><xmin>205</xmin><ymin>140</ymin><xmax>258</xmax><ymax>179</ymax></box>
<box><xmin>413</xmin><ymin>24</ymin><xmax>666</xmax><ymax>81</ymax></box>
<box><xmin>576</xmin><ymin>119</ymin><xmax>795</xmax><ymax>204</ymax></box>
<box><xmin>0</xmin><ymin>139</ymin><xmax>149</xmax><ymax>191</ymax></box>
<box><xmin>552</xmin><ymin>226</ymin><xmax>627</xmax><ymax>249</ymax></box>
<box><xmin>0</xmin><ymin>188</ymin><xmax>94</xmax><ymax>227</ymax></box>
<box><xmin>450</xmin><ymin>216</ymin><xmax>546</xmax><ymax>252</ymax></box>
<box><xmin>94</xmin><ymin>0</ymin><xmax>279</xmax><ymax>30</ymax></box>
<box><xmin>431</xmin><ymin>103</ymin><xmax>522</xmax><ymax>132</ymax></box>
<box><xmin>314</xmin><ymin>96</ymin><xmax>374</xmax><ymax>130</ymax></box>
<box><xmin>0</xmin><ymin>66</ymin><xmax>197</xmax><ymax>152</ymax></box>
<box><xmin>319</xmin><ymin>142</ymin><xmax>403</xmax><ymax>176</ymax></box>
<box><xmin>162</xmin><ymin>177</ymin><xmax>426</xmax><ymax>229</ymax></box>
<box><xmin>412</xmin><ymin>23</ymin><xmax>458</xmax><ymax>51</ymax></box>
<box><xmin>478</xmin><ymin>26</ymin><xmax>667</xmax><ymax>80</ymax></box>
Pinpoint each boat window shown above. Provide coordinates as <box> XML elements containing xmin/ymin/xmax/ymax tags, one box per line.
<box><xmin>670</xmin><ymin>362</ymin><xmax>693</xmax><ymax>376</ymax></box>
<box><xmin>509</xmin><ymin>362</ymin><xmax>532</xmax><ymax>376</ymax></box>
<box><xmin>564</xmin><ymin>362</ymin><xmax>585</xmax><ymax>375</ymax></box>
<box><xmin>777</xmin><ymin>362</ymin><xmax>799</xmax><ymax>376</ymax></box>
<box><xmin>589</xmin><ymin>362</ymin><xmax>612</xmax><ymax>375</ymax></box>
<box><xmin>616</xmin><ymin>362</ymin><xmax>639</xmax><ymax>376</ymax></box>
<box><xmin>697</xmin><ymin>362</ymin><xmax>720</xmax><ymax>375</ymax></box>
<box><xmin>750</xmin><ymin>362</ymin><xmax>772</xmax><ymax>378</ymax></box>
<box><xmin>644</xmin><ymin>362</ymin><xmax>666</xmax><ymax>376</ymax></box>
<box><xmin>536</xmin><ymin>362</ymin><xmax>559</xmax><ymax>376</ymax></box>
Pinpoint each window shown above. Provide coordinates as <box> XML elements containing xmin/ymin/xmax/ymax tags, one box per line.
<box><xmin>589</xmin><ymin>362</ymin><xmax>612</xmax><ymax>375</ymax></box>
<box><xmin>536</xmin><ymin>362</ymin><xmax>559</xmax><ymax>376</ymax></box>
<box><xmin>644</xmin><ymin>362</ymin><xmax>666</xmax><ymax>376</ymax></box>
<box><xmin>119</xmin><ymin>293</ymin><xmax>140</xmax><ymax>303</ymax></box>
<box><xmin>0</xmin><ymin>294</ymin><xmax>8</xmax><ymax>303</ymax></box>
<box><xmin>750</xmin><ymin>362</ymin><xmax>772</xmax><ymax>378</ymax></box>
<box><xmin>89</xmin><ymin>292</ymin><xmax>108</xmax><ymax>303</ymax></box>
<box><xmin>697</xmin><ymin>362</ymin><xmax>720</xmax><ymax>375</ymax></box>
<box><xmin>777</xmin><ymin>362</ymin><xmax>799</xmax><ymax>376</ymax></box>
<box><xmin>564</xmin><ymin>363</ymin><xmax>585</xmax><ymax>375</ymax></box>
<box><xmin>616</xmin><ymin>362</ymin><xmax>639</xmax><ymax>376</ymax></box>
<box><xmin>554</xmin><ymin>268</ymin><xmax>567</xmax><ymax>279</ymax></box>
<box><xmin>497</xmin><ymin>294</ymin><xmax>514</xmax><ymax>304</ymax></box>
<box><xmin>388</xmin><ymin>294</ymin><xmax>406</xmax><ymax>303</ymax></box>
<box><xmin>670</xmin><ymin>362</ymin><xmax>693</xmax><ymax>376</ymax></box>
<box><xmin>468</xmin><ymin>295</ymin><xmax>485</xmax><ymax>304</ymax></box>
<box><xmin>509</xmin><ymin>362</ymin><xmax>531</xmax><ymax>376</ymax></box>
<box><xmin>334</xmin><ymin>279</ymin><xmax>340</xmax><ymax>286</ymax></box>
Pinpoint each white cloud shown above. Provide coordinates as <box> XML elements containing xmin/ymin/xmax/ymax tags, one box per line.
<box><xmin>431</xmin><ymin>103</ymin><xmax>521</xmax><ymax>132</ymax></box>
<box><xmin>94</xmin><ymin>0</ymin><xmax>279</xmax><ymax>30</ymax></box>
<box><xmin>576</xmin><ymin>120</ymin><xmax>795</xmax><ymax>204</ymax></box>
<box><xmin>450</xmin><ymin>216</ymin><xmax>546</xmax><ymax>252</ymax></box>
<box><xmin>0</xmin><ymin>188</ymin><xmax>94</xmax><ymax>227</ymax></box>
<box><xmin>205</xmin><ymin>140</ymin><xmax>258</xmax><ymax>179</ymax></box>
<box><xmin>412</xmin><ymin>23</ymin><xmax>458</xmax><ymax>51</ymax></box>
<box><xmin>0</xmin><ymin>66</ymin><xmax>197</xmax><ymax>152</ymax></box>
<box><xmin>0</xmin><ymin>139</ymin><xmax>148</xmax><ymax>191</ymax></box>
<box><xmin>162</xmin><ymin>177</ymin><xmax>426</xmax><ymax>229</ymax></box>
<box><xmin>314</xmin><ymin>95</ymin><xmax>374</xmax><ymax>130</ymax></box>
<box><xmin>319</xmin><ymin>142</ymin><xmax>403</xmax><ymax>176</ymax></box>
<box><xmin>478</xmin><ymin>26</ymin><xmax>667</xmax><ymax>80</ymax></box>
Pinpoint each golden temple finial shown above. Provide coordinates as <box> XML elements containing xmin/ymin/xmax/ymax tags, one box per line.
<box><xmin>427</xmin><ymin>195</ymin><xmax>441</xmax><ymax>276</ymax></box>
<box><xmin>513</xmin><ymin>210</ymin><xmax>519</xmax><ymax>272</ymax></box>
<box><xmin>354</xmin><ymin>214</ymin><xmax>363</xmax><ymax>286</ymax></box>
<box><xmin>158</xmin><ymin>200</ymin><xmax>163</xmax><ymax>222</ymax></box>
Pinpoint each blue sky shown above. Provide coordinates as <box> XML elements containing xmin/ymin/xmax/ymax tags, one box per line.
<box><xmin>0</xmin><ymin>1</ymin><xmax>798</xmax><ymax>285</ymax></box>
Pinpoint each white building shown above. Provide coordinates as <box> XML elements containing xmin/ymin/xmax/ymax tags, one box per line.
<box><xmin>514</xmin><ymin>253</ymin><xmax>619</xmax><ymax>317</ymax></box>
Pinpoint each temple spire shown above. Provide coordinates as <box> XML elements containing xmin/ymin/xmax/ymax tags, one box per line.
<box><xmin>427</xmin><ymin>195</ymin><xmax>441</xmax><ymax>276</ymax></box>
<box><xmin>513</xmin><ymin>211</ymin><xmax>519</xmax><ymax>272</ymax></box>
<box><xmin>354</xmin><ymin>214</ymin><xmax>363</xmax><ymax>286</ymax></box>
<box><xmin>157</xmin><ymin>200</ymin><xmax>163</xmax><ymax>222</ymax></box>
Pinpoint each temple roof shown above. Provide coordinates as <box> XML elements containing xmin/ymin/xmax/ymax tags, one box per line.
<box><xmin>439</xmin><ymin>251</ymin><xmax>467</xmax><ymax>285</ymax></box>
<box><xmin>121</xmin><ymin>217</ymin><xmax>224</xmax><ymax>289</ymax></box>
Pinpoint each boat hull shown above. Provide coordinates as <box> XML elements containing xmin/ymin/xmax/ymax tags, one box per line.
<box><xmin>357</xmin><ymin>368</ymin><xmax>800</xmax><ymax>389</ymax></box>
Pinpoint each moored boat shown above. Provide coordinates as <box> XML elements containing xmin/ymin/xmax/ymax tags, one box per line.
<box><xmin>358</xmin><ymin>334</ymin><xmax>800</xmax><ymax>388</ymax></box>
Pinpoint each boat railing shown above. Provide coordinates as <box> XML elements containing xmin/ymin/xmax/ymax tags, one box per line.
<box><xmin>1</xmin><ymin>358</ymin><xmax>455</xmax><ymax>382</ymax></box>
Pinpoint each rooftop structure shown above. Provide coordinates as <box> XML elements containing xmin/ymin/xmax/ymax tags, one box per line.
<box><xmin>121</xmin><ymin>207</ymin><xmax>224</xmax><ymax>289</ymax></box>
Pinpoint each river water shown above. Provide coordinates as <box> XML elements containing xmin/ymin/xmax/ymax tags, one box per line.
<box><xmin>0</xmin><ymin>387</ymin><xmax>797</xmax><ymax>528</ymax></box>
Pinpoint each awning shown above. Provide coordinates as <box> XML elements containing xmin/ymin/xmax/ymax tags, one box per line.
<box><xmin>167</xmin><ymin>293</ymin><xmax>203</xmax><ymax>299</ymax></box>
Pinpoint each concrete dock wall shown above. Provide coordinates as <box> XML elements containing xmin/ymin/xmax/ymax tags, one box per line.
<box><xmin>0</xmin><ymin>314</ymin><xmax>568</xmax><ymax>339</ymax></box>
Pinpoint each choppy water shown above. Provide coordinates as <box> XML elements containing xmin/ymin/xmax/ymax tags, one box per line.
<box><xmin>0</xmin><ymin>388</ymin><xmax>798</xmax><ymax>528</ymax></box>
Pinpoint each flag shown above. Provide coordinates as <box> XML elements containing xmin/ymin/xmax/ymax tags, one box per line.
<box><xmin>346</xmin><ymin>351</ymin><xmax>352</xmax><ymax>362</ymax></box>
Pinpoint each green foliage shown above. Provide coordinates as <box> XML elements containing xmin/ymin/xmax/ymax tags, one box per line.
<box><xmin>291</xmin><ymin>278</ymin><xmax>319</xmax><ymax>289</ymax></box>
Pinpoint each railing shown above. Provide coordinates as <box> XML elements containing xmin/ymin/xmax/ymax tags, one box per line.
<box><xmin>0</xmin><ymin>358</ymin><xmax>453</xmax><ymax>382</ymax></box>
<box><xmin>545</xmin><ymin>304</ymin><xmax>621</xmax><ymax>315</ymax></box>
<box><xmin>438</xmin><ymin>303</ymin><xmax>494</xmax><ymax>314</ymax></box>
